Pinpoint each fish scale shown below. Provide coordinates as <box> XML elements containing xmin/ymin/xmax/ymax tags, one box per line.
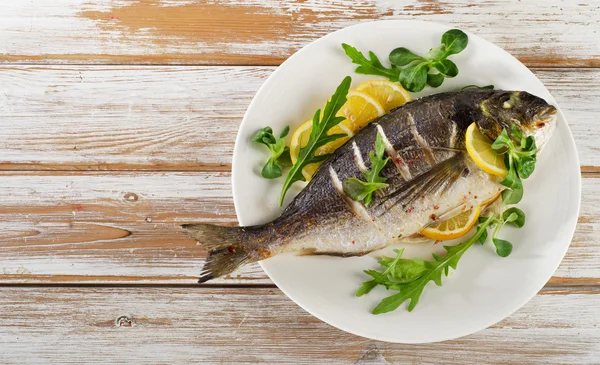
<box><xmin>183</xmin><ymin>89</ymin><xmax>558</xmax><ymax>282</ymax></box>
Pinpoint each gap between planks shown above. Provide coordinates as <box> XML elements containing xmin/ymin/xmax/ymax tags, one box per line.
<box><xmin>2</xmin><ymin>58</ymin><xmax>599</xmax><ymax>69</ymax></box>
<box><xmin>0</xmin><ymin>166</ymin><xmax>598</xmax><ymax>175</ymax></box>
<box><xmin>0</xmin><ymin>275</ymin><xmax>600</xmax><ymax>288</ymax></box>
<box><xmin>0</xmin><ymin>277</ymin><xmax>598</xmax><ymax>290</ymax></box>
<box><xmin>2</xmin><ymin>0</ymin><xmax>599</xmax><ymax>69</ymax></box>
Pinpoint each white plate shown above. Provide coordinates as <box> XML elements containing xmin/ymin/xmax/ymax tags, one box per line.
<box><xmin>231</xmin><ymin>20</ymin><xmax>581</xmax><ymax>343</ymax></box>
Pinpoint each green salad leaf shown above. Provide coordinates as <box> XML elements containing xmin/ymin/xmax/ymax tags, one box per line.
<box><xmin>492</xmin><ymin>126</ymin><xmax>537</xmax><ymax>204</ymax></box>
<box><xmin>492</xmin><ymin>238</ymin><xmax>513</xmax><ymax>257</ymax></box>
<box><xmin>427</xmin><ymin>73</ymin><xmax>445</xmax><ymax>88</ymax></box>
<box><xmin>441</xmin><ymin>29</ymin><xmax>469</xmax><ymax>55</ymax></box>
<box><xmin>343</xmin><ymin>131</ymin><xmax>390</xmax><ymax>206</ymax></box>
<box><xmin>343</xmin><ymin>179</ymin><xmax>388</xmax><ymax>205</ymax></box>
<box><xmin>388</xmin><ymin>48</ymin><xmax>425</xmax><ymax>66</ymax></box>
<box><xmin>342</xmin><ymin>29</ymin><xmax>469</xmax><ymax>92</ymax></box>
<box><xmin>279</xmin><ymin>77</ymin><xmax>352</xmax><ymax>205</ymax></box>
<box><xmin>363</xmin><ymin>216</ymin><xmax>494</xmax><ymax>314</ymax></box>
<box><xmin>357</xmin><ymin>125</ymin><xmax>538</xmax><ymax>314</ymax></box>
<box><xmin>341</xmin><ymin>44</ymin><xmax>400</xmax><ymax>80</ymax></box>
<box><xmin>251</xmin><ymin>126</ymin><xmax>291</xmax><ymax>179</ymax></box>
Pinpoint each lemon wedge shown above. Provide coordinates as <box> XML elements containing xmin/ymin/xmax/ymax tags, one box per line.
<box><xmin>356</xmin><ymin>80</ymin><xmax>412</xmax><ymax>112</ymax></box>
<box><xmin>288</xmin><ymin>81</ymin><xmax>411</xmax><ymax>181</ymax></box>
<box><xmin>289</xmin><ymin>119</ymin><xmax>354</xmax><ymax>181</ymax></box>
<box><xmin>465</xmin><ymin>122</ymin><xmax>508</xmax><ymax>177</ymax></box>
<box><xmin>421</xmin><ymin>205</ymin><xmax>482</xmax><ymax>241</ymax></box>
<box><xmin>338</xmin><ymin>90</ymin><xmax>385</xmax><ymax>131</ymax></box>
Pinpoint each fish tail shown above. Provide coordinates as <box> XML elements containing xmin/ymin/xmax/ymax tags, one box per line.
<box><xmin>182</xmin><ymin>223</ymin><xmax>252</xmax><ymax>283</ymax></box>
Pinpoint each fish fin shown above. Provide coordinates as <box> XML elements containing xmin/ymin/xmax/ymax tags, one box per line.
<box><xmin>182</xmin><ymin>224</ymin><xmax>251</xmax><ymax>283</ymax></box>
<box><xmin>379</xmin><ymin>153</ymin><xmax>466</xmax><ymax>210</ymax></box>
<box><xmin>397</xmin><ymin>234</ymin><xmax>433</xmax><ymax>244</ymax></box>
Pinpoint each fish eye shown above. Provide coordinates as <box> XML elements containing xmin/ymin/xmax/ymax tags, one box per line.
<box><xmin>500</xmin><ymin>95</ymin><xmax>513</xmax><ymax>109</ymax></box>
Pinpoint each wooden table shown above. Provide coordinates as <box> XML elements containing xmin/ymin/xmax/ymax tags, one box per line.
<box><xmin>1</xmin><ymin>1</ymin><xmax>599</xmax><ymax>363</ymax></box>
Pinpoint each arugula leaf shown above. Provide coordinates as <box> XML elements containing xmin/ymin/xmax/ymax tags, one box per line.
<box><xmin>343</xmin><ymin>179</ymin><xmax>389</xmax><ymax>203</ymax></box>
<box><xmin>356</xmin><ymin>280</ymin><xmax>378</xmax><ymax>297</ymax></box>
<box><xmin>388</xmin><ymin>258</ymin><xmax>427</xmax><ymax>284</ymax></box>
<box><xmin>252</xmin><ymin>126</ymin><xmax>291</xmax><ymax>179</ymax></box>
<box><xmin>370</xmin><ymin>216</ymin><xmax>494</xmax><ymax>314</ymax></box>
<box><xmin>342</xmin><ymin>44</ymin><xmax>399</xmax><ymax>80</ymax></box>
<box><xmin>343</xmin><ymin>131</ymin><xmax>390</xmax><ymax>206</ymax></box>
<box><xmin>279</xmin><ymin>77</ymin><xmax>352</xmax><ymax>205</ymax></box>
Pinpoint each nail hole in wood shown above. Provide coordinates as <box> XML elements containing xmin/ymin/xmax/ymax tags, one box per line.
<box><xmin>115</xmin><ymin>315</ymin><xmax>134</xmax><ymax>327</ymax></box>
<box><xmin>123</xmin><ymin>192</ymin><xmax>138</xmax><ymax>202</ymax></box>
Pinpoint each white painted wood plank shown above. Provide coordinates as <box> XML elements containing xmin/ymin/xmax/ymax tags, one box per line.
<box><xmin>0</xmin><ymin>170</ymin><xmax>262</xmax><ymax>284</ymax></box>
<box><xmin>1</xmin><ymin>0</ymin><xmax>598</xmax><ymax>66</ymax></box>
<box><xmin>0</xmin><ymin>66</ymin><xmax>598</xmax><ymax>168</ymax></box>
<box><xmin>0</xmin><ymin>171</ymin><xmax>597</xmax><ymax>284</ymax></box>
<box><xmin>0</xmin><ymin>66</ymin><xmax>270</xmax><ymax>170</ymax></box>
<box><xmin>0</xmin><ymin>286</ymin><xmax>598</xmax><ymax>364</ymax></box>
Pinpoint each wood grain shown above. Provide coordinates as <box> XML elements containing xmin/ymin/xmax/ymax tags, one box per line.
<box><xmin>0</xmin><ymin>171</ymin><xmax>597</xmax><ymax>284</ymax></box>
<box><xmin>0</xmin><ymin>66</ymin><xmax>269</xmax><ymax>171</ymax></box>
<box><xmin>1</xmin><ymin>0</ymin><xmax>598</xmax><ymax>360</ymax></box>
<box><xmin>0</xmin><ymin>286</ymin><xmax>599</xmax><ymax>364</ymax></box>
<box><xmin>1</xmin><ymin>0</ymin><xmax>598</xmax><ymax>67</ymax></box>
<box><xmin>1</xmin><ymin>66</ymin><xmax>599</xmax><ymax>169</ymax></box>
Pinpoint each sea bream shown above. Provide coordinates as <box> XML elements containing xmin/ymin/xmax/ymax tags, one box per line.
<box><xmin>183</xmin><ymin>89</ymin><xmax>557</xmax><ymax>282</ymax></box>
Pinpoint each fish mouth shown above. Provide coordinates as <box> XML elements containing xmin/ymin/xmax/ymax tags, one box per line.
<box><xmin>534</xmin><ymin>105</ymin><xmax>558</xmax><ymax>127</ymax></box>
<box><xmin>531</xmin><ymin>105</ymin><xmax>557</xmax><ymax>151</ymax></box>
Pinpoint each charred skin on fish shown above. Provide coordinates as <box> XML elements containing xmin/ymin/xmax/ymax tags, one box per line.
<box><xmin>183</xmin><ymin>89</ymin><xmax>557</xmax><ymax>283</ymax></box>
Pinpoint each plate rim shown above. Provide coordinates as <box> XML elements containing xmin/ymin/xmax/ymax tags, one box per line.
<box><xmin>231</xmin><ymin>19</ymin><xmax>582</xmax><ymax>343</ymax></box>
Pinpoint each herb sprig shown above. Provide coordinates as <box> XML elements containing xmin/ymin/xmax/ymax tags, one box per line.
<box><xmin>343</xmin><ymin>131</ymin><xmax>390</xmax><ymax>206</ymax></box>
<box><xmin>341</xmin><ymin>44</ymin><xmax>399</xmax><ymax>81</ymax></box>
<box><xmin>342</xmin><ymin>29</ymin><xmax>468</xmax><ymax>92</ymax></box>
<box><xmin>279</xmin><ymin>76</ymin><xmax>352</xmax><ymax>205</ymax></box>
<box><xmin>357</xmin><ymin>127</ymin><xmax>536</xmax><ymax>314</ymax></box>
<box><xmin>251</xmin><ymin>126</ymin><xmax>292</xmax><ymax>179</ymax></box>
<box><xmin>474</xmin><ymin>126</ymin><xmax>536</xmax><ymax>254</ymax></box>
<box><xmin>492</xmin><ymin>126</ymin><xmax>537</xmax><ymax>204</ymax></box>
<box><xmin>475</xmin><ymin>206</ymin><xmax>525</xmax><ymax>258</ymax></box>
<box><xmin>359</xmin><ymin>215</ymin><xmax>495</xmax><ymax>314</ymax></box>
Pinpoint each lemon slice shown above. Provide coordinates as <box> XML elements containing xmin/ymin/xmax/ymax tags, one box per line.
<box><xmin>421</xmin><ymin>205</ymin><xmax>481</xmax><ymax>241</ymax></box>
<box><xmin>338</xmin><ymin>90</ymin><xmax>385</xmax><ymax>131</ymax></box>
<box><xmin>465</xmin><ymin>123</ymin><xmax>508</xmax><ymax>177</ymax></box>
<box><xmin>481</xmin><ymin>191</ymin><xmax>502</xmax><ymax>207</ymax></box>
<box><xmin>356</xmin><ymin>80</ymin><xmax>412</xmax><ymax>112</ymax></box>
<box><xmin>289</xmin><ymin>119</ymin><xmax>354</xmax><ymax>181</ymax></box>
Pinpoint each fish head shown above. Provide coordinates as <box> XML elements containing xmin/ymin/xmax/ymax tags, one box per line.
<box><xmin>477</xmin><ymin>91</ymin><xmax>557</xmax><ymax>151</ymax></box>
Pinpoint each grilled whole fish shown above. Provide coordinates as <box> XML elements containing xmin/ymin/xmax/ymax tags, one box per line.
<box><xmin>184</xmin><ymin>89</ymin><xmax>557</xmax><ymax>282</ymax></box>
